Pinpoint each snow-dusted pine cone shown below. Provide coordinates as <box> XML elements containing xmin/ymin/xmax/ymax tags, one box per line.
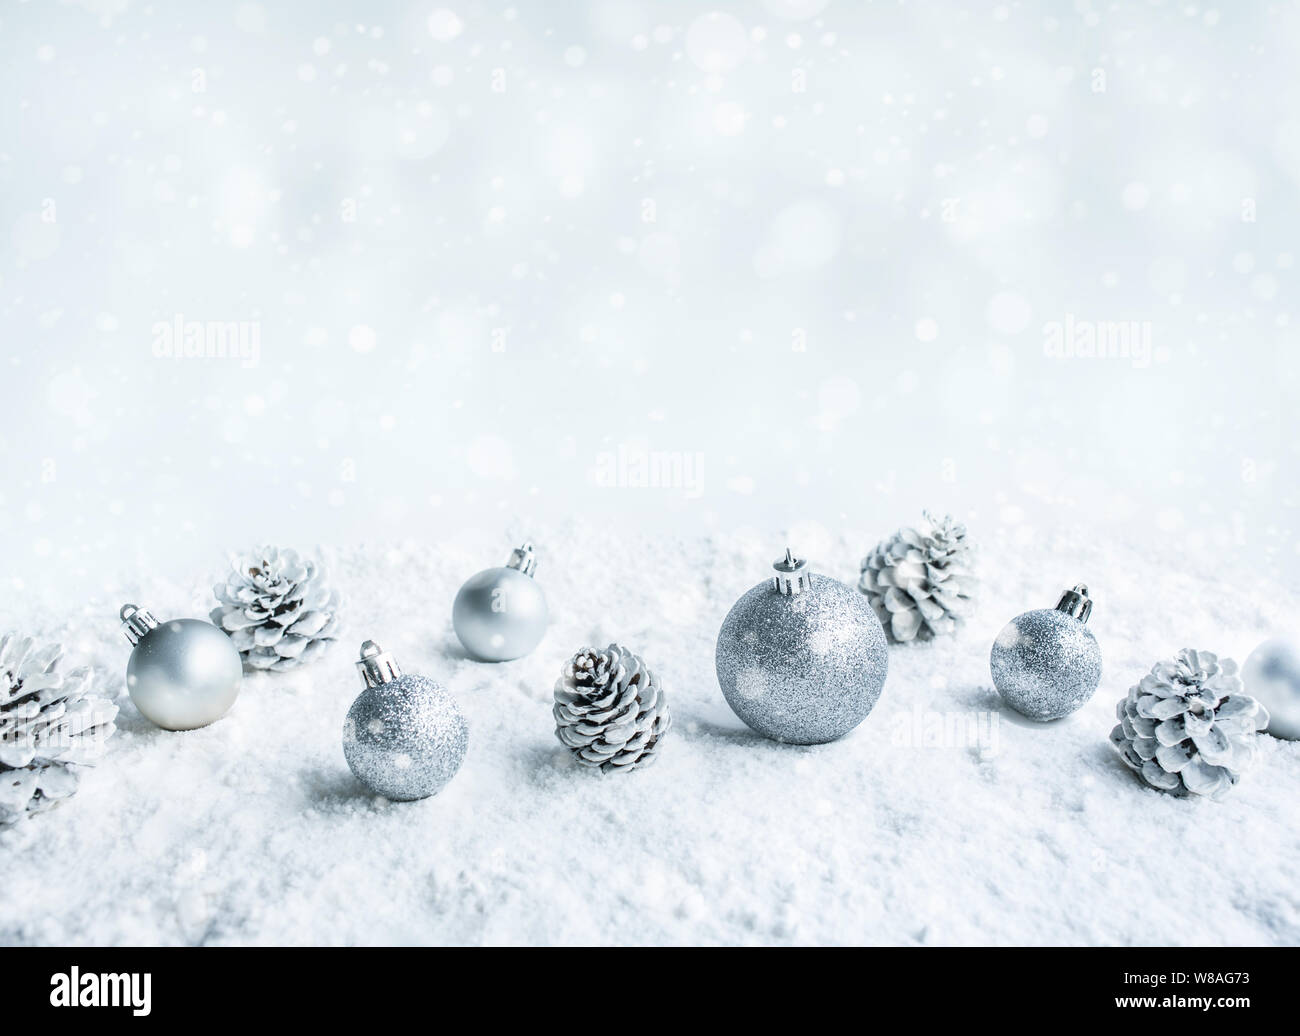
<box><xmin>211</xmin><ymin>546</ymin><xmax>340</xmax><ymax>672</ymax></box>
<box><xmin>1</xmin><ymin>632</ymin><xmax>118</xmax><ymax>825</ymax></box>
<box><xmin>553</xmin><ymin>643</ymin><xmax>671</xmax><ymax>773</ymax></box>
<box><xmin>1109</xmin><ymin>649</ymin><xmax>1269</xmax><ymax>800</ymax></box>
<box><xmin>859</xmin><ymin>511</ymin><xmax>977</xmax><ymax>643</ymax></box>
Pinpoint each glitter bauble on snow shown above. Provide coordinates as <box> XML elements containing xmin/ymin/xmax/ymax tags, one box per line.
<box><xmin>859</xmin><ymin>511</ymin><xmax>977</xmax><ymax>643</ymax></box>
<box><xmin>120</xmin><ymin>604</ymin><xmax>242</xmax><ymax>731</ymax></box>
<box><xmin>990</xmin><ymin>585</ymin><xmax>1101</xmax><ymax>722</ymax></box>
<box><xmin>452</xmin><ymin>541</ymin><xmax>548</xmax><ymax>662</ymax></box>
<box><xmin>343</xmin><ymin>641</ymin><xmax>468</xmax><ymax>801</ymax></box>
<box><xmin>1109</xmin><ymin>649</ymin><xmax>1269</xmax><ymax>799</ymax></box>
<box><xmin>1</xmin><ymin>632</ymin><xmax>118</xmax><ymax>825</ymax></box>
<box><xmin>211</xmin><ymin>545</ymin><xmax>341</xmax><ymax>672</ymax></box>
<box><xmin>1242</xmin><ymin>637</ymin><xmax>1300</xmax><ymax>741</ymax></box>
<box><xmin>553</xmin><ymin>643</ymin><xmax>671</xmax><ymax>772</ymax></box>
<box><xmin>716</xmin><ymin>549</ymin><xmax>889</xmax><ymax>745</ymax></box>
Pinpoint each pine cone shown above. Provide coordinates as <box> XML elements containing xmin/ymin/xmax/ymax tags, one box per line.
<box><xmin>1109</xmin><ymin>649</ymin><xmax>1269</xmax><ymax>800</ymax></box>
<box><xmin>553</xmin><ymin>643</ymin><xmax>671</xmax><ymax>772</ymax></box>
<box><xmin>859</xmin><ymin>511</ymin><xmax>977</xmax><ymax>643</ymax></box>
<box><xmin>0</xmin><ymin>632</ymin><xmax>118</xmax><ymax>825</ymax></box>
<box><xmin>211</xmin><ymin>546</ymin><xmax>341</xmax><ymax>672</ymax></box>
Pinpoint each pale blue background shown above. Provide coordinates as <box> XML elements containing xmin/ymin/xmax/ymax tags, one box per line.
<box><xmin>2</xmin><ymin>0</ymin><xmax>1297</xmax><ymax>595</ymax></box>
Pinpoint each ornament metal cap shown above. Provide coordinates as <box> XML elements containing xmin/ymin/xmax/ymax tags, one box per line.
<box><xmin>119</xmin><ymin>603</ymin><xmax>159</xmax><ymax>646</ymax></box>
<box><xmin>356</xmin><ymin>640</ymin><xmax>403</xmax><ymax>687</ymax></box>
<box><xmin>772</xmin><ymin>548</ymin><xmax>811</xmax><ymax>596</ymax></box>
<box><xmin>505</xmin><ymin>540</ymin><xmax>538</xmax><ymax>577</ymax></box>
<box><xmin>1055</xmin><ymin>584</ymin><xmax>1094</xmax><ymax>623</ymax></box>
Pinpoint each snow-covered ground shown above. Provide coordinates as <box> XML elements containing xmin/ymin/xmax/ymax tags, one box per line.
<box><xmin>3</xmin><ymin>523</ymin><xmax>1297</xmax><ymax>946</ymax></box>
<box><xmin>4</xmin><ymin>3</ymin><xmax>1296</xmax><ymax>947</ymax></box>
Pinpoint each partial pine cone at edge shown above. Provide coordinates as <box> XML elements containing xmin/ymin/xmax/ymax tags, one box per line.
<box><xmin>1</xmin><ymin>632</ymin><xmax>118</xmax><ymax>825</ymax></box>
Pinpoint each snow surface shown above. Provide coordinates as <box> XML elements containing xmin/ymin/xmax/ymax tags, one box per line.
<box><xmin>2</xmin><ymin>522</ymin><xmax>1298</xmax><ymax>946</ymax></box>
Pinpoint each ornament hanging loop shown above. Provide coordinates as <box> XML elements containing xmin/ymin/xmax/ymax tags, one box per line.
<box><xmin>1055</xmin><ymin>584</ymin><xmax>1093</xmax><ymax>623</ymax></box>
<box><xmin>119</xmin><ymin>603</ymin><xmax>160</xmax><ymax>646</ymax></box>
<box><xmin>506</xmin><ymin>541</ymin><xmax>538</xmax><ymax>577</ymax></box>
<box><xmin>357</xmin><ymin>640</ymin><xmax>403</xmax><ymax>687</ymax></box>
<box><xmin>772</xmin><ymin>548</ymin><xmax>811</xmax><ymax>596</ymax></box>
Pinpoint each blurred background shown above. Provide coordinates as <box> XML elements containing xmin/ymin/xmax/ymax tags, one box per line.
<box><xmin>2</xmin><ymin>0</ymin><xmax>1297</xmax><ymax>597</ymax></box>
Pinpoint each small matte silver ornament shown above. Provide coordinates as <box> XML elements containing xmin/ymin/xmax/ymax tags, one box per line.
<box><xmin>119</xmin><ymin>604</ymin><xmax>242</xmax><ymax>731</ymax></box>
<box><xmin>342</xmin><ymin>641</ymin><xmax>468</xmax><ymax>801</ymax></box>
<box><xmin>452</xmin><ymin>541</ymin><xmax>548</xmax><ymax>662</ymax></box>
<box><xmin>991</xmin><ymin>585</ymin><xmax>1101</xmax><ymax>722</ymax></box>
<box><xmin>715</xmin><ymin>549</ymin><xmax>889</xmax><ymax>745</ymax></box>
<box><xmin>1243</xmin><ymin>637</ymin><xmax>1300</xmax><ymax>741</ymax></box>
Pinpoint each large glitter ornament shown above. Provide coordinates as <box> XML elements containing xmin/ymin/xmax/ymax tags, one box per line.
<box><xmin>342</xmin><ymin>641</ymin><xmax>468</xmax><ymax>801</ymax></box>
<box><xmin>1243</xmin><ymin>637</ymin><xmax>1300</xmax><ymax>741</ymax></box>
<box><xmin>119</xmin><ymin>604</ymin><xmax>242</xmax><ymax>731</ymax></box>
<box><xmin>715</xmin><ymin>549</ymin><xmax>889</xmax><ymax>745</ymax></box>
<box><xmin>990</xmin><ymin>585</ymin><xmax>1101</xmax><ymax>722</ymax></box>
<box><xmin>452</xmin><ymin>541</ymin><xmax>548</xmax><ymax>662</ymax></box>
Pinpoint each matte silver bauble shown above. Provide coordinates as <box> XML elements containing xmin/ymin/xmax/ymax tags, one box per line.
<box><xmin>715</xmin><ymin>549</ymin><xmax>889</xmax><ymax>745</ymax></box>
<box><xmin>991</xmin><ymin>585</ymin><xmax>1101</xmax><ymax>722</ymax></box>
<box><xmin>342</xmin><ymin>641</ymin><xmax>468</xmax><ymax>801</ymax></box>
<box><xmin>1243</xmin><ymin>637</ymin><xmax>1300</xmax><ymax>741</ymax></box>
<box><xmin>120</xmin><ymin>604</ymin><xmax>242</xmax><ymax>731</ymax></box>
<box><xmin>452</xmin><ymin>541</ymin><xmax>548</xmax><ymax>662</ymax></box>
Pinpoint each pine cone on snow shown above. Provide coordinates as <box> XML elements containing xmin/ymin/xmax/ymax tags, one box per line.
<box><xmin>553</xmin><ymin>643</ymin><xmax>671</xmax><ymax>773</ymax></box>
<box><xmin>859</xmin><ymin>511</ymin><xmax>977</xmax><ymax>643</ymax></box>
<box><xmin>1109</xmin><ymin>649</ymin><xmax>1269</xmax><ymax>800</ymax></box>
<box><xmin>211</xmin><ymin>546</ymin><xmax>341</xmax><ymax>672</ymax></box>
<box><xmin>1</xmin><ymin>632</ymin><xmax>118</xmax><ymax>825</ymax></box>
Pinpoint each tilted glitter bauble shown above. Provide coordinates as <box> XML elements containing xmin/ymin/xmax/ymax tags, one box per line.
<box><xmin>452</xmin><ymin>541</ymin><xmax>548</xmax><ymax>662</ymax></box>
<box><xmin>119</xmin><ymin>604</ymin><xmax>242</xmax><ymax>730</ymax></box>
<box><xmin>991</xmin><ymin>585</ymin><xmax>1102</xmax><ymax>722</ymax></box>
<box><xmin>715</xmin><ymin>549</ymin><xmax>889</xmax><ymax>745</ymax></box>
<box><xmin>342</xmin><ymin>641</ymin><xmax>468</xmax><ymax>801</ymax></box>
<box><xmin>1242</xmin><ymin>637</ymin><xmax>1300</xmax><ymax>741</ymax></box>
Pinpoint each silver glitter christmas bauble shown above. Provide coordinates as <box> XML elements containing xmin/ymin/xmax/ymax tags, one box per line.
<box><xmin>342</xmin><ymin>641</ymin><xmax>468</xmax><ymax>801</ymax></box>
<box><xmin>990</xmin><ymin>585</ymin><xmax>1102</xmax><ymax>722</ymax></box>
<box><xmin>120</xmin><ymin>604</ymin><xmax>242</xmax><ymax>730</ymax></box>
<box><xmin>452</xmin><ymin>541</ymin><xmax>548</xmax><ymax>662</ymax></box>
<box><xmin>715</xmin><ymin>549</ymin><xmax>889</xmax><ymax>745</ymax></box>
<box><xmin>1243</xmin><ymin>637</ymin><xmax>1300</xmax><ymax>741</ymax></box>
